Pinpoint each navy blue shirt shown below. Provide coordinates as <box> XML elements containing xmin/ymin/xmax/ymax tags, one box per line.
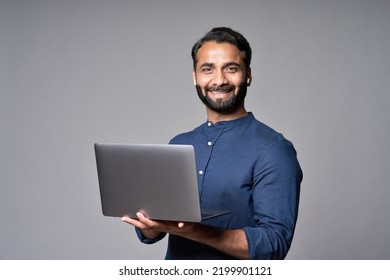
<box><xmin>137</xmin><ymin>113</ymin><xmax>302</xmax><ymax>259</ymax></box>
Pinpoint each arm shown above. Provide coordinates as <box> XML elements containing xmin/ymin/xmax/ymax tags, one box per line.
<box><xmin>124</xmin><ymin>140</ymin><xmax>301</xmax><ymax>259</ymax></box>
<box><xmin>122</xmin><ymin>212</ymin><xmax>249</xmax><ymax>259</ymax></box>
<box><xmin>245</xmin><ymin>140</ymin><xmax>302</xmax><ymax>259</ymax></box>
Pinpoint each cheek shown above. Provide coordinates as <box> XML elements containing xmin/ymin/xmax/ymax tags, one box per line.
<box><xmin>230</xmin><ymin>75</ymin><xmax>246</xmax><ymax>85</ymax></box>
<box><xmin>232</xmin><ymin>77</ymin><xmax>246</xmax><ymax>90</ymax></box>
<box><xmin>195</xmin><ymin>71</ymin><xmax>218</xmax><ymax>84</ymax></box>
<box><xmin>196</xmin><ymin>76</ymin><xmax>212</xmax><ymax>88</ymax></box>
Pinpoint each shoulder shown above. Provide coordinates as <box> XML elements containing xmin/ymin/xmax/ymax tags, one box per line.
<box><xmin>247</xmin><ymin>116</ymin><xmax>301</xmax><ymax>167</ymax></box>
<box><xmin>245</xmin><ymin>116</ymin><xmax>290</xmax><ymax>151</ymax></box>
<box><xmin>169</xmin><ymin>123</ymin><xmax>204</xmax><ymax>145</ymax></box>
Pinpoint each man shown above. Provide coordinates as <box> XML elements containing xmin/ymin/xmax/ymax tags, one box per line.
<box><xmin>122</xmin><ymin>27</ymin><xmax>302</xmax><ymax>260</ymax></box>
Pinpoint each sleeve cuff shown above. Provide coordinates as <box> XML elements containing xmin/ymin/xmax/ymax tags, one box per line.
<box><xmin>135</xmin><ymin>228</ymin><xmax>166</xmax><ymax>244</ymax></box>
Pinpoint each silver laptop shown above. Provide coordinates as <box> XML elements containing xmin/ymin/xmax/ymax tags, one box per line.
<box><xmin>94</xmin><ymin>143</ymin><xmax>229</xmax><ymax>222</ymax></box>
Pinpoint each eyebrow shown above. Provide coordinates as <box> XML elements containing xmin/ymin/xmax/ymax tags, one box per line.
<box><xmin>198</xmin><ymin>62</ymin><xmax>242</xmax><ymax>69</ymax></box>
<box><xmin>199</xmin><ymin>63</ymin><xmax>214</xmax><ymax>68</ymax></box>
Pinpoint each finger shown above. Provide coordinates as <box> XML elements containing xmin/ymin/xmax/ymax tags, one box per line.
<box><xmin>121</xmin><ymin>215</ymin><xmax>146</xmax><ymax>228</ymax></box>
<box><xmin>136</xmin><ymin>212</ymin><xmax>147</xmax><ymax>220</ymax></box>
<box><xmin>136</xmin><ymin>212</ymin><xmax>155</xmax><ymax>225</ymax></box>
<box><xmin>121</xmin><ymin>215</ymin><xmax>132</xmax><ymax>223</ymax></box>
<box><xmin>178</xmin><ymin>222</ymin><xmax>185</xmax><ymax>228</ymax></box>
<box><xmin>177</xmin><ymin>222</ymin><xmax>197</xmax><ymax>231</ymax></box>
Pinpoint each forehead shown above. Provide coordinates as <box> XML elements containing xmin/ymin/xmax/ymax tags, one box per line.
<box><xmin>196</xmin><ymin>41</ymin><xmax>244</xmax><ymax>66</ymax></box>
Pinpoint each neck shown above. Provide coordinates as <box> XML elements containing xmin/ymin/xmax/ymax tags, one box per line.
<box><xmin>206</xmin><ymin>106</ymin><xmax>248</xmax><ymax>123</ymax></box>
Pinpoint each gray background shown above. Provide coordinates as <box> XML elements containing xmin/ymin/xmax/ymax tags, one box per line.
<box><xmin>1</xmin><ymin>0</ymin><xmax>389</xmax><ymax>260</ymax></box>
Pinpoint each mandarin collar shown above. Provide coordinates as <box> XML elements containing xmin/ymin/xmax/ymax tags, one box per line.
<box><xmin>205</xmin><ymin>112</ymin><xmax>254</xmax><ymax>130</ymax></box>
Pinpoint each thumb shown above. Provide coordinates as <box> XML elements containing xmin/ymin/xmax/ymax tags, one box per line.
<box><xmin>178</xmin><ymin>222</ymin><xmax>186</xmax><ymax>228</ymax></box>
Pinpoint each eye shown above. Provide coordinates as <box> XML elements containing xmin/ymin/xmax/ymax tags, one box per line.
<box><xmin>226</xmin><ymin>66</ymin><xmax>239</xmax><ymax>73</ymax></box>
<box><xmin>201</xmin><ymin>67</ymin><xmax>213</xmax><ymax>73</ymax></box>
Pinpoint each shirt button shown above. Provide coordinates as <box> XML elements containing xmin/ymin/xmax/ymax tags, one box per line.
<box><xmin>208</xmin><ymin>122</ymin><xmax>212</xmax><ymax>127</ymax></box>
<box><xmin>199</xmin><ymin>170</ymin><xmax>204</xmax><ymax>175</ymax></box>
<box><xmin>207</xmin><ymin>141</ymin><xmax>212</xmax><ymax>146</ymax></box>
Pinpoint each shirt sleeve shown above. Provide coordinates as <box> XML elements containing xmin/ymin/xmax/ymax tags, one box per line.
<box><xmin>135</xmin><ymin>227</ymin><xmax>167</xmax><ymax>244</ymax></box>
<box><xmin>244</xmin><ymin>139</ymin><xmax>302</xmax><ymax>259</ymax></box>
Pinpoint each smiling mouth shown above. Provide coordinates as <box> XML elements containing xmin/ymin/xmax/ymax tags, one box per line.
<box><xmin>208</xmin><ymin>86</ymin><xmax>235</xmax><ymax>98</ymax></box>
<box><xmin>209</xmin><ymin>90</ymin><xmax>232</xmax><ymax>98</ymax></box>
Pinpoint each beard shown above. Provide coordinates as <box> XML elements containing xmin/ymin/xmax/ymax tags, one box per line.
<box><xmin>196</xmin><ymin>81</ymin><xmax>247</xmax><ymax>114</ymax></box>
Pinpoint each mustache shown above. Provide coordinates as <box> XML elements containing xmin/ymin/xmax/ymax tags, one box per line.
<box><xmin>207</xmin><ymin>85</ymin><xmax>235</xmax><ymax>92</ymax></box>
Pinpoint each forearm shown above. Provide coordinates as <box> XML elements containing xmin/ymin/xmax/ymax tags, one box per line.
<box><xmin>123</xmin><ymin>214</ymin><xmax>249</xmax><ymax>259</ymax></box>
<box><xmin>178</xmin><ymin>224</ymin><xmax>249</xmax><ymax>260</ymax></box>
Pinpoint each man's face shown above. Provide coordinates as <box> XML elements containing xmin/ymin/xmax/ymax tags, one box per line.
<box><xmin>193</xmin><ymin>41</ymin><xmax>251</xmax><ymax>114</ymax></box>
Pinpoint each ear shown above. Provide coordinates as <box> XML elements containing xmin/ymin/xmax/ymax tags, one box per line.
<box><xmin>192</xmin><ymin>70</ymin><xmax>197</xmax><ymax>86</ymax></box>
<box><xmin>246</xmin><ymin>67</ymin><xmax>252</xmax><ymax>86</ymax></box>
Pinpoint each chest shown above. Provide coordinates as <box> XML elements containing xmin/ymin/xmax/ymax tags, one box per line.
<box><xmin>194</xmin><ymin>134</ymin><xmax>259</xmax><ymax>202</ymax></box>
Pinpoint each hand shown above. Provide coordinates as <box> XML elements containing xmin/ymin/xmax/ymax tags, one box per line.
<box><xmin>121</xmin><ymin>212</ymin><xmax>197</xmax><ymax>239</ymax></box>
<box><xmin>122</xmin><ymin>212</ymin><xmax>249</xmax><ymax>259</ymax></box>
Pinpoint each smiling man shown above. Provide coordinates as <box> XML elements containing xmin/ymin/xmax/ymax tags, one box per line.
<box><xmin>193</xmin><ymin>40</ymin><xmax>250</xmax><ymax>120</ymax></box>
<box><xmin>122</xmin><ymin>27</ymin><xmax>302</xmax><ymax>260</ymax></box>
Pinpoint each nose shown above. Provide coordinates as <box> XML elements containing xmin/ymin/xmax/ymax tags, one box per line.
<box><xmin>212</xmin><ymin>70</ymin><xmax>227</xmax><ymax>85</ymax></box>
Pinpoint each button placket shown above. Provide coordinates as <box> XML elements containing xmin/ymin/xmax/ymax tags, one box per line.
<box><xmin>198</xmin><ymin>121</ymin><xmax>222</xmax><ymax>179</ymax></box>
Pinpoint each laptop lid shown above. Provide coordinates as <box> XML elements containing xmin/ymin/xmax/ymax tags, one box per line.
<box><xmin>95</xmin><ymin>143</ymin><xmax>220</xmax><ymax>222</ymax></box>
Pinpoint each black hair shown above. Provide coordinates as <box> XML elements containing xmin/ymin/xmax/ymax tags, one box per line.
<box><xmin>191</xmin><ymin>27</ymin><xmax>252</xmax><ymax>70</ymax></box>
